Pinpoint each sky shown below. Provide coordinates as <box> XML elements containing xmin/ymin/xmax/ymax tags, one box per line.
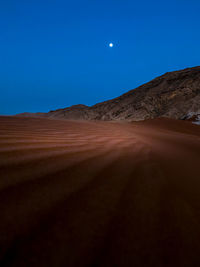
<box><xmin>0</xmin><ymin>0</ymin><xmax>200</xmax><ymax>115</ymax></box>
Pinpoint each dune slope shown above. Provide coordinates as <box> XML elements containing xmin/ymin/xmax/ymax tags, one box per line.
<box><xmin>0</xmin><ymin>116</ymin><xmax>200</xmax><ymax>267</ymax></box>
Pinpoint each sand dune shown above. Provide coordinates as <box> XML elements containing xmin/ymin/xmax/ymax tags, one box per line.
<box><xmin>0</xmin><ymin>116</ymin><xmax>200</xmax><ymax>267</ymax></box>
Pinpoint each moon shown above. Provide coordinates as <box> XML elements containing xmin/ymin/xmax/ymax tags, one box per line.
<box><xmin>109</xmin><ymin>43</ymin><xmax>114</xmax><ymax>48</ymax></box>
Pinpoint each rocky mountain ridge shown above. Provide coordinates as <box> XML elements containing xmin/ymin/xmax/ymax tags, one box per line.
<box><xmin>18</xmin><ymin>66</ymin><xmax>200</xmax><ymax>122</ymax></box>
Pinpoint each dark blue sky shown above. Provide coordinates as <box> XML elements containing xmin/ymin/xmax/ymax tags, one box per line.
<box><xmin>1</xmin><ymin>0</ymin><xmax>200</xmax><ymax>115</ymax></box>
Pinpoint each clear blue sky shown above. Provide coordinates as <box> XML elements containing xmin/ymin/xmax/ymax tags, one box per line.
<box><xmin>1</xmin><ymin>0</ymin><xmax>200</xmax><ymax>115</ymax></box>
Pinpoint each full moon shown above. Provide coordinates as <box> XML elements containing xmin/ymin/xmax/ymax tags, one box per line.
<box><xmin>109</xmin><ymin>43</ymin><xmax>114</xmax><ymax>47</ymax></box>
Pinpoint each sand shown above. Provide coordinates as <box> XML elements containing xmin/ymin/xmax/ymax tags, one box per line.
<box><xmin>0</xmin><ymin>116</ymin><xmax>200</xmax><ymax>267</ymax></box>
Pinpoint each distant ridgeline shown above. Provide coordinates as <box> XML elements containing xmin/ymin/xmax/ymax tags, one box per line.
<box><xmin>17</xmin><ymin>66</ymin><xmax>200</xmax><ymax>123</ymax></box>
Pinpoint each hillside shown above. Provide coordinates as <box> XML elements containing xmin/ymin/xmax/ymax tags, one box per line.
<box><xmin>18</xmin><ymin>66</ymin><xmax>200</xmax><ymax>122</ymax></box>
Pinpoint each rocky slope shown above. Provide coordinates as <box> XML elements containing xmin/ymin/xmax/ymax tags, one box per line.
<box><xmin>18</xmin><ymin>66</ymin><xmax>200</xmax><ymax>121</ymax></box>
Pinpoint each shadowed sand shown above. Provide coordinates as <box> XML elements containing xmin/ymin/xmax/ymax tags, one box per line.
<box><xmin>0</xmin><ymin>116</ymin><xmax>200</xmax><ymax>267</ymax></box>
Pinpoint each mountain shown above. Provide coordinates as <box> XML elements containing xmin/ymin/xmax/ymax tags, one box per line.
<box><xmin>18</xmin><ymin>66</ymin><xmax>200</xmax><ymax>122</ymax></box>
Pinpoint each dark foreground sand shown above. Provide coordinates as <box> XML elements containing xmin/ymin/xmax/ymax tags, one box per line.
<box><xmin>0</xmin><ymin>116</ymin><xmax>200</xmax><ymax>267</ymax></box>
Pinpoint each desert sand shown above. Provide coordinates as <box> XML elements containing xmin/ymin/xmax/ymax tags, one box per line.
<box><xmin>0</xmin><ymin>116</ymin><xmax>200</xmax><ymax>267</ymax></box>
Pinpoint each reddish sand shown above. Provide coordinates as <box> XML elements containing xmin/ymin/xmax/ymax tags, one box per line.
<box><xmin>0</xmin><ymin>116</ymin><xmax>200</xmax><ymax>267</ymax></box>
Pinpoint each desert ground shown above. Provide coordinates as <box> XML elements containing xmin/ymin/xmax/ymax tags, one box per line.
<box><xmin>0</xmin><ymin>116</ymin><xmax>200</xmax><ymax>267</ymax></box>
